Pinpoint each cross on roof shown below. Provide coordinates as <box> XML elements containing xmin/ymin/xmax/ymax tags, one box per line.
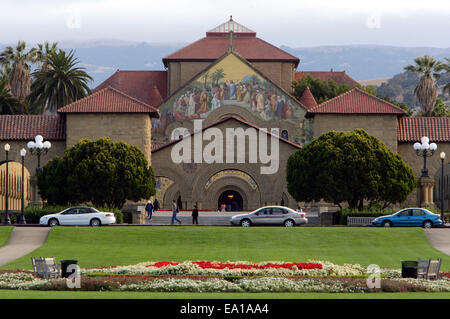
<box><xmin>227</xmin><ymin>30</ymin><xmax>237</xmax><ymax>52</ymax></box>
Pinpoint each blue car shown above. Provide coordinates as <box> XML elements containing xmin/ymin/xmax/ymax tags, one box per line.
<box><xmin>372</xmin><ymin>208</ymin><xmax>443</xmax><ymax>228</ymax></box>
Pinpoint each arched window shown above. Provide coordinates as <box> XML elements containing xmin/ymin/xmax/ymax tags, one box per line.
<box><xmin>281</xmin><ymin>130</ymin><xmax>289</xmax><ymax>140</ymax></box>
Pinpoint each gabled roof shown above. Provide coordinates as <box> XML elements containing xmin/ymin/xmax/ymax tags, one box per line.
<box><xmin>152</xmin><ymin>115</ymin><xmax>302</xmax><ymax>153</ymax></box>
<box><xmin>298</xmin><ymin>87</ymin><xmax>317</xmax><ymax>110</ymax></box>
<box><xmin>0</xmin><ymin>114</ymin><xmax>65</xmax><ymax>141</ymax></box>
<box><xmin>397</xmin><ymin>117</ymin><xmax>450</xmax><ymax>142</ymax></box>
<box><xmin>305</xmin><ymin>87</ymin><xmax>406</xmax><ymax>117</ymax></box>
<box><xmin>93</xmin><ymin>70</ymin><xmax>167</xmax><ymax>105</ymax></box>
<box><xmin>295</xmin><ymin>71</ymin><xmax>359</xmax><ymax>88</ymax></box>
<box><xmin>58</xmin><ymin>86</ymin><xmax>159</xmax><ymax>117</ymax></box>
<box><xmin>163</xmin><ymin>18</ymin><xmax>299</xmax><ymax>68</ymax></box>
<box><xmin>157</xmin><ymin>50</ymin><xmax>307</xmax><ymax>113</ymax></box>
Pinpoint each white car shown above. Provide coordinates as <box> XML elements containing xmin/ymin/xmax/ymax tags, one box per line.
<box><xmin>230</xmin><ymin>206</ymin><xmax>308</xmax><ymax>227</ymax></box>
<box><xmin>39</xmin><ymin>207</ymin><xmax>116</xmax><ymax>227</ymax></box>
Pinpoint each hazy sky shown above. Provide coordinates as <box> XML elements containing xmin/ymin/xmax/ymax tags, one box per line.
<box><xmin>1</xmin><ymin>0</ymin><xmax>450</xmax><ymax>47</ymax></box>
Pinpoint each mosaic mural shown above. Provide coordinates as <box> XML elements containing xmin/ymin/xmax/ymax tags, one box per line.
<box><xmin>152</xmin><ymin>53</ymin><xmax>308</xmax><ymax>144</ymax></box>
<box><xmin>205</xmin><ymin>170</ymin><xmax>258</xmax><ymax>190</ymax></box>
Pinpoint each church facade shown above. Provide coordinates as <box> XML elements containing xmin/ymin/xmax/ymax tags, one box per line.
<box><xmin>1</xmin><ymin>18</ymin><xmax>449</xmax><ymax>214</ymax></box>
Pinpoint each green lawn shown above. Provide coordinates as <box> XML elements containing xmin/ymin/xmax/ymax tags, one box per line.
<box><xmin>0</xmin><ymin>226</ymin><xmax>13</xmax><ymax>248</ymax></box>
<box><xmin>2</xmin><ymin>227</ymin><xmax>449</xmax><ymax>270</ymax></box>
<box><xmin>0</xmin><ymin>290</ymin><xmax>448</xmax><ymax>299</ymax></box>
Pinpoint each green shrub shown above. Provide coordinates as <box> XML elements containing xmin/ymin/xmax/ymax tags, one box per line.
<box><xmin>338</xmin><ymin>204</ymin><xmax>395</xmax><ymax>225</ymax></box>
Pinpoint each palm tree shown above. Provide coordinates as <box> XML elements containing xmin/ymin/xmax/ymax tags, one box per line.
<box><xmin>28</xmin><ymin>49</ymin><xmax>93</xmax><ymax>114</ymax></box>
<box><xmin>0</xmin><ymin>76</ymin><xmax>20</xmax><ymax>114</ymax></box>
<box><xmin>36</xmin><ymin>41</ymin><xmax>59</xmax><ymax>71</ymax></box>
<box><xmin>404</xmin><ymin>55</ymin><xmax>444</xmax><ymax>117</ymax></box>
<box><xmin>0</xmin><ymin>41</ymin><xmax>39</xmax><ymax>112</ymax></box>
<box><xmin>436</xmin><ymin>57</ymin><xmax>450</xmax><ymax>97</ymax></box>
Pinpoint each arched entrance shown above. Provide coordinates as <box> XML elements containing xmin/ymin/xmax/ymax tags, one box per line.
<box><xmin>218</xmin><ymin>190</ymin><xmax>243</xmax><ymax>211</ymax></box>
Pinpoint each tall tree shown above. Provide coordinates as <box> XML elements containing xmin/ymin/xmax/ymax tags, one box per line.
<box><xmin>36</xmin><ymin>41</ymin><xmax>59</xmax><ymax>71</ymax></box>
<box><xmin>0</xmin><ymin>41</ymin><xmax>39</xmax><ymax>112</ymax></box>
<box><xmin>286</xmin><ymin>129</ymin><xmax>416</xmax><ymax>210</ymax></box>
<box><xmin>437</xmin><ymin>57</ymin><xmax>450</xmax><ymax>97</ymax></box>
<box><xmin>0</xmin><ymin>76</ymin><xmax>20</xmax><ymax>114</ymax></box>
<box><xmin>28</xmin><ymin>49</ymin><xmax>93</xmax><ymax>114</ymax></box>
<box><xmin>404</xmin><ymin>55</ymin><xmax>443</xmax><ymax>117</ymax></box>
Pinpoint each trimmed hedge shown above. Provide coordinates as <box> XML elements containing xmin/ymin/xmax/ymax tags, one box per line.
<box><xmin>338</xmin><ymin>205</ymin><xmax>395</xmax><ymax>225</ymax></box>
<box><xmin>2</xmin><ymin>205</ymin><xmax>123</xmax><ymax>224</ymax></box>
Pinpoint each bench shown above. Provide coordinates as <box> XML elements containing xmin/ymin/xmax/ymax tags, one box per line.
<box><xmin>347</xmin><ymin>216</ymin><xmax>377</xmax><ymax>226</ymax></box>
<box><xmin>405</xmin><ymin>258</ymin><xmax>441</xmax><ymax>280</ymax></box>
<box><xmin>31</xmin><ymin>257</ymin><xmax>61</xmax><ymax>279</ymax></box>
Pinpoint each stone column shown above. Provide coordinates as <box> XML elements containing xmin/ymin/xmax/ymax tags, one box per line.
<box><xmin>418</xmin><ymin>176</ymin><xmax>435</xmax><ymax>208</ymax></box>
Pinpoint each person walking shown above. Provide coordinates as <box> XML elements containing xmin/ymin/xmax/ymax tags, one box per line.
<box><xmin>171</xmin><ymin>199</ymin><xmax>182</xmax><ymax>225</ymax></box>
<box><xmin>192</xmin><ymin>205</ymin><xmax>199</xmax><ymax>225</ymax></box>
<box><xmin>145</xmin><ymin>200</ymin><xmax>153</xmax><ymax>220</ymax></box>
<box><xmin>296</xmin><ymin>205</ymin><xmax>304</xmax><ymax>214</ymax></box>
<box><xmin>153</xmin><ymin>198</ymin><xmax>160</xmax><ymax>212</ymax></box>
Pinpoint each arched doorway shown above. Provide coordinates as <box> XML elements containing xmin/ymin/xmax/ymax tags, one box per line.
<box><xmin>218</xmin><ymin>190</ymin><xmax>243</xmax><ymax>211</ymax></box>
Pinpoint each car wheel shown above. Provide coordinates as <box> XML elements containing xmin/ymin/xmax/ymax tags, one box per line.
<box><xmin>240</xmin><ymin>219</ymin><xmax>251</xmax><ymax>227</ymax></box>
<box><xmin>382</xmin><ymin>220</ymin><xmax>392</xmax><ymax>228</ymax></box>
<box><xmin>284</xmin><ymin>219</ymin><xmax>295</xmax><ymax>227</ymax></box>
<box><xmin>90</xmin><ymin>218</ymin><xmax>101</xmax><ymax>227</ymax></box>
<box><xmin>423</xmin><ymin>220</ymin><xmax>433</xmax><ymax>229</ymax></box>
<box><xmin>48</xmin><ymin>218</ymin><xmax>59</xmax><ymax>227</ymax></box>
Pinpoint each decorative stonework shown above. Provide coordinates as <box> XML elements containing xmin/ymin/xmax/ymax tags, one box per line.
<box><xmin>155</xmin><ymin>177</ymin><xmax>175</xmax><ymax>205</ymax></box>
<box><xmin>205</xmin><ymin>170</ymin><xmax>258</xmax><ymax>190</ymax></box>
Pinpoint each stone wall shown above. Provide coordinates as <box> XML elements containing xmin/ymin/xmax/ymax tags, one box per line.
<box><xmin>398</xmin><ymin>142</ymin><xmax>450</xmax><ymax>207</ymax></box>
<box><xmin>312</xmin><ymin>114</ymin><xmax>399</xmax><ymax>152</ymax></box>
<box><xmin>151</xmin><ymin>118</ymin><xmax>299</xmax><ymax>210</ymax></box>
<box><xmin>66</xmin><ymin>113</ymin><xmax>153</xmax><ymax>164</ymax></box>
<box><xmin>168</xmin><ymin>61</ymin><xmax>295</xmax><ymax>95</ymax></box>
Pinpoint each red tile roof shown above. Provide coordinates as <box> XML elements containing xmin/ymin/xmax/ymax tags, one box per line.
<box><xmin>397</xmin><ymin>117</ymin><xmax>450</xmax><ymax>142</ymax></box>
<box><xmin>94</xmin><ymin>70</ymin><xmax>167</xmax><ymax>106</ymax></box>
<box><xmin>306</xmin><ymin>87</ymin><xmax>406</xmax><ymax>117</ymax></box>
<box><xmin>295</xmin><ymin>71</ymin><xmax>359</xmax><ymax>87</ymax></box>
<box><xmin>298</xmin><ymin>87</ymin><xmax>317</xmax><ymax>110</ymax></box>
<box><xmin>163</xmin><ymin>37</ymin><xmax>300</xmax><ymax>67</ymax></box>
<box><xmin>0</xmin><ymin>114</ymin><xmax>65</xmax><ymax>141</ymax></box>
<box><xmin>152</xmin><ymin>115</ymin><xmax>301</xmax><ymax>153</ymax></box>
<box><xmin>58</xmin><ymin>86</ymin><xmax>159</xmax><ymax>117</ymax></box>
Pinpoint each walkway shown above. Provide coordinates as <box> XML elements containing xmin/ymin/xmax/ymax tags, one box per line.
<box><xmin>0</xmin><ymin>227</ymin><xmax>50</xmax><ymax>267</ymax></box>
<box><xmin>424</xmin><ymin>228</ymin><xmax>450</xmax><ymax>256</ymax></box>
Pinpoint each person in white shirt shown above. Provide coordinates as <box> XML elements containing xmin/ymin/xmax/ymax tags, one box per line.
<box><xmin>296</xmin><ymin>205</ymin><xmax>304</xmax><ymax>213</ymax></box>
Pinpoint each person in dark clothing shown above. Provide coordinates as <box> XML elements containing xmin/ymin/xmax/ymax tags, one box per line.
<box><xmin>153</xmin><ymin>198</ymin><xmax>160</xmax><ymax>212</ymax></box>
<box><xmin>145</xmin><ymin>200</ymin><xmax>153</xmax><ymax>220</ymax></box>
<box><xmin>192</xmin><ymin>205</ymin><xmax>199</xmax><ymax>225</ymax></box>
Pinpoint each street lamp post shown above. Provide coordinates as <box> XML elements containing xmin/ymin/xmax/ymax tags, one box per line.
<box><xmin>440</xmin><ymin>152</ymin><xmax>446</xmax><ymax>223</ymax></box>
<box><xmin>27</xmin><ymin>135</ymin><xmax>51</xmax><ymax>205</ymax></box>
<box><xmin>3</xmin><ymin>143</ymin><xmax>11</xmax><ymax>225</ymax></box>
<box><xmin>27</xmin><ymin>135</ymin><xmax>51</xmax><ymax>174</ymax></box>
<box><xmin>413</xmin><ymin>136</ymin><xmax>437</xmax><ymax>177</ymax></box>
<box><xmin>18</xmin><ymin>148</ymin><xmax>27</xmax><ymax>224</ymax></box>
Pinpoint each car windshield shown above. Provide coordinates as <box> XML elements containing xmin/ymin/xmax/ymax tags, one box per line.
<box><xmin>90</xmin><ymin>207</ymin><xmax>99</xmax><ymax>213</ymax></box>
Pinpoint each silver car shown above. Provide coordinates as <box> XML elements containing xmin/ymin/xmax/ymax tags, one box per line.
<box><xmin>230</xmin><ymin>206</ymin><xmax>308</xmax><ymax>227</ymax></box>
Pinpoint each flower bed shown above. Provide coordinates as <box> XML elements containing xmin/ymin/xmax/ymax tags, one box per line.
<box><xmin>85</xmin><ymin>260</ymin><xmax>364</xmax><ymax>277</ymax></box>
<box><xmin>146</xmin><ymin>261</ymin><xmax>323</xmax><ymax>270</ymax></box>
<box><xmin>1</xmin><ymin>261</ymin><xmax>449</xmax><ymax>293</ymax></box>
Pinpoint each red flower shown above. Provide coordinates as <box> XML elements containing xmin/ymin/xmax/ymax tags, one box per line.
<box><xmin>145</xmin><ymin>261</ymin><xmax>322</xmax><ymax>270</ymax></box>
